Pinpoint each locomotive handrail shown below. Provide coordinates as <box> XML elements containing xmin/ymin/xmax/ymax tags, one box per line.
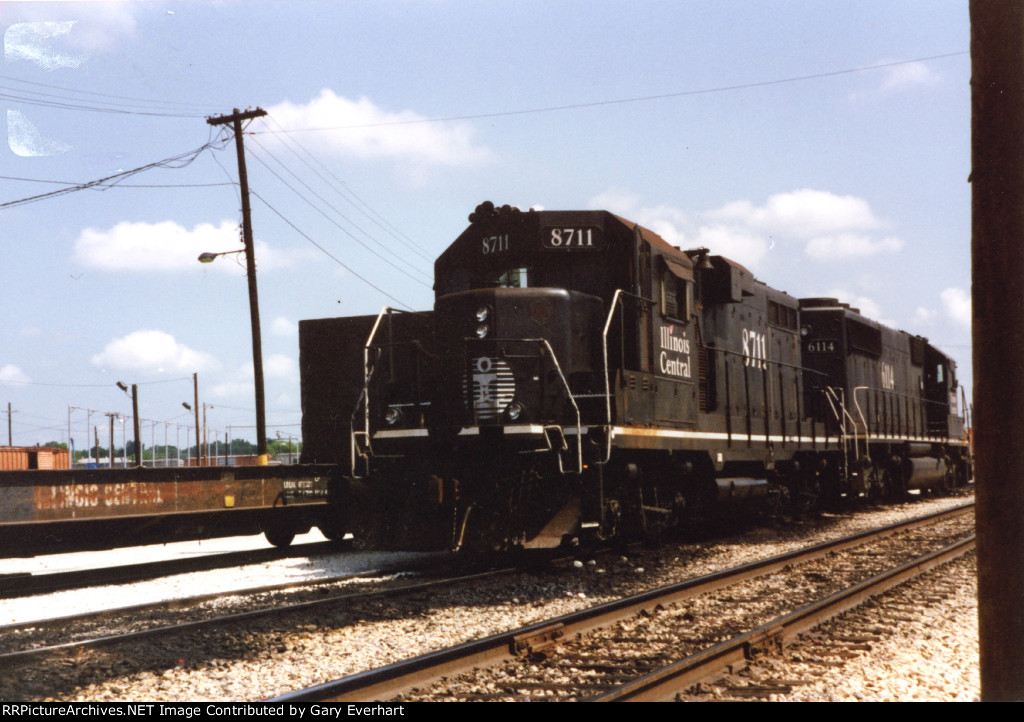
<box><xmin>824</xmin><ymin>387</ymin><xmax>863</xmax><ymax>477</ymax></box>
<box><xmin>852</xmin><ymin>386</ymin><xmax>871</xmax><ymax>445</ymax></box>
<box><xmin>600</xmin><ymin>290</ymin><xmax>626</xmax><ymax>463</ymax></box>
<box><xmin>351</xmin><ymin>306</ymin><xmax>409</xmax><ymax>478</ymax></box>
<box><xmin>851</xmin><ymin>384</ymin><xmax>964</xmax><ymax>441</ymax></box>
<box><xmin>471</xmin><ymin>337</ymin><xmax>583</xmax><ymax>475</ymax></box>
<box><xmin>350</xmin><ymin>351</ymin><xmax>380</xmax><ymax>478</ymax></box>
<box><xmin>535</xmin><ymin>338</ymin><xmax>583</xmax><ymax>475</ymax></box>
<box><xmin>600</xmin><ymin>289</ymin><xmax>656</xmax><ymax>463</ymax></box>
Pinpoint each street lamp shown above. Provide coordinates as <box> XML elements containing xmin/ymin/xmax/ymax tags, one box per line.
<box><xmin>198</xmin><ymin>243</ymin><xmax>267</xmax><ymax>465</ymax></box>
<box><xmin>197</xmin><ymin>250</ymin><xmax>240</xmax><ymax>264</ymax></box>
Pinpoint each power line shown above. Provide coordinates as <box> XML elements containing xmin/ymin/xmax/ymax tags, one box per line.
<box><xmin>0</xmin><ymin>173</ymin><xmax>234</xmax><ymax>189</ymax></box>
<box><xmin>0</xmin><ymin>73</ymin><xmax>218</xmax><ymax>112</ymax></box>
<box><xmin>0</xmin><ymin>140</ymin><xmax>226</xmax><ymax>210</ymax></box>
<box><xmin>262</xmin><ymin>114</ymin><xmax>433</xmax><ymax>264</ymax></box>
<box><xmin>0</xmin><ymin>90</ymin><xmax>207</xmax><ymax>118</ymax></box>
<box><xmin>249</xmin><ymin>189</ymin><xmax>416</xmax><ymax>310</ymax></box>
<box><xmin>253</xmin><ymin>52</ymin><xmax>968</xmax><ymax>135</ymax></box>
<box><xmin>246</xmin><ymin>140</ymin><xmax>432</xmax><ymax>286</ymax></box>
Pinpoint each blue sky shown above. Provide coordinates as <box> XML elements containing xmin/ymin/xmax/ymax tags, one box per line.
<box><xmin>0</xmin><ymin>1</ymin><xmax>972</xmax><ymax>451</ymax></box>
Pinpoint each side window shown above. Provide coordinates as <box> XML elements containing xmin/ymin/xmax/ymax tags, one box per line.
<box><xmin>661</xmin><ymin>271</ymin><xmax>691</xmax><ymax>321</ymax></box>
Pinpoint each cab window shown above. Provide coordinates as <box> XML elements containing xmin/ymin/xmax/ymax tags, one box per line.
<box><xmin>494</xmin><ymin>267</ymin><xmax>530</xmax><ymax>288</ymax></box>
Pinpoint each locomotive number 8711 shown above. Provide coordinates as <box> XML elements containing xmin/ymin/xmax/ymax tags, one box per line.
<box><xmin>298</xmin><ymin>202</ymin><xmax>972</xmax><ymax>551</ymax></box>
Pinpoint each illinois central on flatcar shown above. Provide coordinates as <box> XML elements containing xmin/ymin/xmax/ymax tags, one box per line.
<box><xmin>296</xmin><ymin>202</ymin><xmax>970</xmax><ymax>552</ymax></box>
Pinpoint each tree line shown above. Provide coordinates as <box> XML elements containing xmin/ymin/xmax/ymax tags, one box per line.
<box><xmin>40</xmin><ymin>438</ymin><xmax>301</xmax><ymax>462</ymax></box>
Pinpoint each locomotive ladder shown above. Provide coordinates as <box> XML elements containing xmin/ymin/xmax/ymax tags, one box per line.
<box><xmin>824</xmin><ymin>387</ymin><xmax>867</xmax><ymax>482</ymax></box>
<box><xmin>351</xmin><ymin>307</ymin><xmax>401</xmax><ymax>478</ymax></box>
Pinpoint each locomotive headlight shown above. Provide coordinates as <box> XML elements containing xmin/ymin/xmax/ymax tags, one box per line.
<box><xmin>475</xmin><ymin>305</ymin><xmax>491</xmax><ymax>322</ymax></box>
<box><xmin>506</xmin><ymin>401</ymin><xmax>524</xmax><ymax>420</ymax></box>
<box><xmin>800</xmin><ymin>325</ymin><xmax>810</xmax><ymax>337</ymax></box>
<box><xmin>384</xmin><ymin>406</ymin><xmax>402</xmax><ymax>425</ymax></box>
<box><xmin>476</xmin><ymin>323</ymin><xmax>490</xmax><ymax>339</ymax></box>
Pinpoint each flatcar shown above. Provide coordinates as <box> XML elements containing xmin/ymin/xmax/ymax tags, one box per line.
<box><xmin>299</xmin><ymin>202</ymin><xmax>972</xmax><ymax>552</ymax></box>
<box><xmin>0</xmin><ymin>463</ymin><xmax>338</xmax><ymax>557</ymax></box>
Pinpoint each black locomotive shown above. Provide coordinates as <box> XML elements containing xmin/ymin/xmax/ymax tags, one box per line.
<box><xmin>299</xmin><ymin>202</ymin><xmax>972</xmax><ymax>551</ymax></box>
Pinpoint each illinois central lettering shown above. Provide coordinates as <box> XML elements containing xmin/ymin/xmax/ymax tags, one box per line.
<box><xmin>658</xmin><ymin>324</ymin><xmax>692</xmax><ymax>378</ymax></box>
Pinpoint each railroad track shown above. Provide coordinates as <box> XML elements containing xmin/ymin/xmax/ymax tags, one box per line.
<box><xmin>273</xmin><ymin>503</ymin><xmax>975</xmax><ymax>702</ymax></box>
<box><xmin>0</xmin><ymin>541</ymin><xmax>347</xmax><ymax>599</ymax></box>
<box><xmin>0</xmin><ymin>555</ymin><xmax>498</xmax><ymax>664</ymax></box>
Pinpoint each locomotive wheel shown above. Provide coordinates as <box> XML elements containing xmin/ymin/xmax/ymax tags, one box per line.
<box><xmin>885</xmin><ymin>466</ymin><xmax>908</xmax><ymax>502</ymax></box>
<box><xmin>865</xmin><ymin>463</ymin><xmax>889</xmax><ymax>503</ymax></box>
<box><xmin>788</xmin><ymin>472</ymin><xmax>819</xmax><ymax>514</ymax></box>
<box><xmin>633</xmin><ymin>487</ymin><xmax>666</xmax><ymax>547</ymax></box>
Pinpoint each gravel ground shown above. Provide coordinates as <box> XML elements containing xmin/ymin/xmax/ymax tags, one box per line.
<box><xmin>0</xmin><ymin>493</ymin><xmax>979</xmax><ymax>702</ymax></box>
<box><xmin>784</xmin><ymin>553</ymin><xmax>979</xmax><ymax>701</ymax></box>
<box><xmin>687</xmin><ymin>552</ymin><xmax>979</xmax><ymax>701</ymax></box>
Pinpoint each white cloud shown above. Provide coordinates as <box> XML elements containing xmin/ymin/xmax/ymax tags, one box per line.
<box><xmin>588</xmin><ymin>188</ymin><xmax>644</xmax><ymax>217</ymax></box>
<box><xmin>912</xmin><ymin>306</ymin><xmax>938</xmax><ymax>326</ymax></box>
<box><xmin>823</xmin><ymin>290</ymin><xmax>895</xmax><ymax>328</ymax></box>
<box><xmin>690</xmin><ymin>224</ymin><xmax>769</xmax><ymax>269</ymax></box>
<box><xmin>209</xmin><ymin>379</ymin><xmax>250</xmax><ymax>401</ymax></box>
<box><xmin>706</xmin><ymin>190</ymin><xmax>902</xmax><ymax>262</ymax></box>
<box><xmin>73</xmin><ymin>220</ymin><xmax>294</xmax><ymax>272</ymax></box>
<box><xmin>264</xmin><ymin>354</ymin><xmax>297</xmax><ymax>380</ymax></box>
<box><xmin>67</xmin><ymin>3</ymin><xmax>137</xmax><ymax>52</ymax></box>
<box><xmin>92</xmin><ymin>330</ymin><xmax>216</xmax><ymax>373</ymax></box>
<box><xmin>708</xmin><ymin>189</ymin><xmax>881</xmax><ymax>239</ymax></box>
<box><xmin>941</xmin><ymin>287</ymin><xmax>971</xmax><ymax>327</ymax></box>
<box><xmin>804</xmin><ymin>233</ymin><xmax>903</xmax><ymax>260</ymax></box>
<box><xmin>265</xmin><ymin>89</ymin><xmax>494</xmax><ymax>166</ymax></box>
<box><xmin>588</xmin><ymin>190</ymin><xmax>770</xmax><ymax>268</ymax></box>
<box><xmin>271</xmin><ymin>317</ymin><xmax>297</xmax><ymax>337</ymax></box>
<box><xmin>880</xmin><ymin>61</ymin><xmax>940</xmax><ymax>93</ymax></box>
<box><xmin>209</xmin><ymin>355</ymin><xmax>297</xmax><ymax>401</ymax></box>
<box><xmin>588</xmin><ymin>187</ymin><xmax>903</xmax><ymax>271</ymax></box>
<box><xmin>0</xmin><ymin>364</ymin><xmax>30</xmax><ymax>384</ymax></box>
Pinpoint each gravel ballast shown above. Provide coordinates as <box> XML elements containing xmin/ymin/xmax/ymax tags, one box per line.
<box><xmin>0</xmin><ymin>495</ymin><xmax>979</xmax><ymax>702</ymax></box>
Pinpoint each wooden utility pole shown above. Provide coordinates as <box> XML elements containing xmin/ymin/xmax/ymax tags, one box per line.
<box><xmin>971</xmin><ymin>0</ymin><xmax>1024</xmax><ymax>701</ymax></box>
<box><xmin>131</xmin><ymin>384</ymin><xmax>141</xmax><ymax>467</ymax></box>
<box><xmin>206</xmin><ymin>108</ymin><xmax>269</xmax><ymax>465</ymax></box>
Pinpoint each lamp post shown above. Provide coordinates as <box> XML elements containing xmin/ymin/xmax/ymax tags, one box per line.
<box><xmin>116</xmin><ymin>382</ymin><xmax>141</xmax><ymax>467</ymax></box>
<box><xmin>198</xmin><ymin>246</ymin><xmax>267</xmax><ymax>465</ymax></box>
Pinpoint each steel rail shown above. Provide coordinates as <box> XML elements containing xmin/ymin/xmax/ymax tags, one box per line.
<box><xmin>0</xmin><ymin>563</ymin><xmax>510</xmax><ymax>667</ymax></box>
<box><xmin>272</xmin><ymin>502</ymin><xmax>973</xmax><ymax>702</ymax></box>
<box><xmin>592</xmin><ymin>534</ymin><xmax>976</xmax><ymax>701</ymax></box>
